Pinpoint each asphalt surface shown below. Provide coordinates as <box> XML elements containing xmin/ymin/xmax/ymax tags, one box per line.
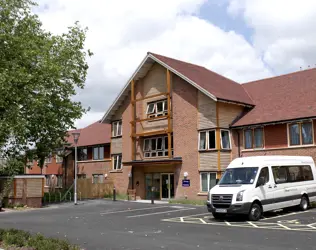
<box><xmin>1</xmin><ymin>200</ymin><xmax>316</xmax><ymax>250</ymax></box>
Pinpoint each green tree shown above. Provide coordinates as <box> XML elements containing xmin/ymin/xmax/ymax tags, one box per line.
<box><xmin>0</xmin><ymin>0</ymin><xmax>92</xmax><ymax>172</ymax></box>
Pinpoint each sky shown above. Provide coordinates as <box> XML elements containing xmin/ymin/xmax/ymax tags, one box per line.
<box><xmin>34</xmin><ymin>0</ymin><xmax>316</xmax><ymax>129</ymax></box>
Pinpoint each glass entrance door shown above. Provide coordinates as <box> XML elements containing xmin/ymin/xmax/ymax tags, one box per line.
<box><xmin>161</xmin><ymin>173</ymin><xmax>174</xmax><ymax>200</ymax></box>
<box><xmin>145</xmin><ymin>173</ymin><xmax>160</xmax><ymax>200</ymax></box>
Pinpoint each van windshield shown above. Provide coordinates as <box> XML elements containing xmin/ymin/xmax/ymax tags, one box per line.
<box><xmin>219</xmin><ymin>167</ymin><xmax>259</xmax><ymax>185</ymax></box>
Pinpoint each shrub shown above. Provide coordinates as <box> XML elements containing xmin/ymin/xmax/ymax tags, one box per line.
<box><xmin>0</xmin><ymin>229</ymin><xmax>79</xmax><ymax>250</ymax></box>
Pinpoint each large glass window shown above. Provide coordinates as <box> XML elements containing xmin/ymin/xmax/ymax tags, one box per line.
<box><xmin>289</xmin><ymin>122</ymin><xmax>313</xmax><ymax>146</ymax></box>
<box><xmin>93</xmin><ymin>146</ymin><xmax>104</xmax><ymax>160</ymax></box>
<box><xmin>146</xmin><ymin>99</ymin><xmax>169</xmax><ymax>118</ymax></box>
<box><xmin>113</xmin><ymin>154</ymin><xmax>122</xmax><ymax>170</ymax></box>
<box><xmin>200</xmin><ymin>172</ymin><xmax>217</xmax><ymax>192</ymax></box>
<box><xmin>78</xmin><ymin>148</ymin><xmax>88</xmax><ymax>161</ymax></box>
<box><xmin>199</xmin><ymin>130</ymin><xmax>216</xmax><ymax>150</ymax></box>
<box><xmin>112</xmin><ymin>120</ymin><xmax>122</xmax><ymax>137</ymax></box>
<box><xmin>244</xmin><ymin>128</ymin><xmax>264</xmax><ymax>149</ymax></box>
<box><xmin>143</xmin><ymin>135</ymin><xmax>173</xmax><ymax>158</ymax></box>
<box><xmin>220</xmin><ymin>130</ymin><xmax>231</xmax><ymax>149</ymax></box>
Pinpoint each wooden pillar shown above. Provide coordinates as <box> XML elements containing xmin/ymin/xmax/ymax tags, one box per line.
<box><xmin>131</xmin><ymin>80</ymin><xmax>136</xmax><ymax>161</ymax></box>
<box><xmin>216</xmin><ymin>102</ymin><xmax>221</xmax><ymax>178</ymax></box>
<box><xmin>167</xmin><ymin>69</ymin><xmax>172</xmax><ymax>158</ymax></box>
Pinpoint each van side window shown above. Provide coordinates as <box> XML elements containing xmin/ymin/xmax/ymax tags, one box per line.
<box><xmin>258</xmin><ymin>167</ymin><xmax>269</xmax><ymax>185</ymax></box>
<box><xmin>272</xmin><ymin>165</ymin><xmax>314</xmax><ymax>184</ymax></box>
<box><xmin>272</xmin><ymin>166</ymin><xmax>287</xmax><ymax>184</ymax></box>
<box><xmin>302</xmin><ymin>166</ymin><xmax>314</xmax><ymax>181</ymax></box>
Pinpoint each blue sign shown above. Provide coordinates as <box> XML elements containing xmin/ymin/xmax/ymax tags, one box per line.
<box><xmin>182</xmin><ymin>179</ymin><xmax>190</xmax><ymax>187</ymax></box>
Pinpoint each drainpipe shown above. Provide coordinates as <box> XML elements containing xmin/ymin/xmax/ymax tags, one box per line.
<box><xmin>237</xmin><ymin>130</ymin><xmax>241</xmax><ymax>157</ymax></box>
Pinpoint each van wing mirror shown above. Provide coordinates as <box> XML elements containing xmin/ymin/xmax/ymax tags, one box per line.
<box><xmin>256</xmin><ymin>176</ymin><xmax>265</xmax><ymax>187</ymax></box>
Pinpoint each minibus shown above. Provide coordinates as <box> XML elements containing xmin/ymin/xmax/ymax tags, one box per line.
<box><xmin>206</xmin><ymin>156</ymin><xmax>316</xmax><ymax>221</ymax></box>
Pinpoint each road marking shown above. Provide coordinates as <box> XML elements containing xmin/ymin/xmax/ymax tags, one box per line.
<box><xmin>224</xmin><ymin>220</ymin><xmax>231</xmax><ymax>226</ymax></box>
<box><xmin>100</xmin><ymin>206</ymin><xmax>169</xmax><ymax>215</ymax></box>
<box><xmin>278</xmin><ymin>223</ymin><xmax>291</xmax><ymax>230</ymax></box>
<box><xmin>180</xmin><ymin>217</ymin><xmax>184</xmax><ymax>222</ymax></box>
<box><xmin>127</xmin><ymin>208</ymin><xmax>196</xmax><ymax>218</ymax></box>
<box><xmin>200</xmin><ymin>219</ymin><xmax>207</xmax><ymax>224</ymax></box>
<box><xmin>247</xmin><ymin>221</ymin><xmax>258</xmax><ymax>228</ymax></box>
<box><xmin>261</xmin><ymin>211</ymin><xmax>308</xmax><ymax>221</ymax></box>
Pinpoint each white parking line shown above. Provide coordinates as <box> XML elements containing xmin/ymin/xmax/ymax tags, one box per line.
<box><xmin>200</xmin><ymin>218</ymin><xmax>207</xmax><ymax>224</ymax></box>
<box><xmin>247</xmin><ymin>221</ymin><xmax>258</xmax><ymax>228</ymax></box>
<box><xmin>127</xmin><ymin>208</ymin><xmax>196</xmax><ymax>218</ymax></box>
<box><xmin>100</xmin><ymin>206</ymin><xmax>170</xmax><ymax>215</ymax></box>
<box><xmin>224</xmin><ymin>220</ymin><xmax>231</xmax><ymax>226</ymax></box>
<box><xmin>278</xmin><ymin>223</ymin><xmax>291</xmax><ymax>230</ymax></box>
<box><xmin>261</xmin><ymin>211</ymin><xmax>309</xmax><ymax>221</ymax></box>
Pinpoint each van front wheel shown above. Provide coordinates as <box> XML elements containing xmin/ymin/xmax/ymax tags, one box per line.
<box><xmin>248</xmin><ymin>203</ymin><xmax>262</xmax><ymax>221</ymax></box>
<box><xmin>299</xmin><ymin>196</ymin><xmax>309</xmax><ymax>211</ymax></box>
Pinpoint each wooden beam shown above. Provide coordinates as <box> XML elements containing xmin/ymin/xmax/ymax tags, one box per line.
<box><xmin>216</xmin><ymin>102</ymin><xmax>221</xmax><ymax>178</ymax></box>
<box><xmin>130</xmin><ymin>115</ymin><xmax>171</xmax><ymax>124</ymax></box>
<box><xmin>133</xmin><ymin>92</ymin><xmax>168</xmax><ymax>102</ymax></box>
<box><xmin>167</xmin><ymin>69</ymin><xmax>172</xmax><ymax>158</ymax></box>
<box><xmin>133</xmin><ymin>129</ymin><xmax>168</xmax><ymax>137</ymax></box>
<box><xmin>131</xmin><ymin>80</ymin><xmax>136</xmax><ymax>161</ymax></box>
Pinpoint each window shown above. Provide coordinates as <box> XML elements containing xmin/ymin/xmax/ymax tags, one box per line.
<box><xmin>258</xmin><ymin>167</ymin><xmax>269</xmax><ymax>185</ymax></box>
<box><xmin>112</xmin><ymin>120</ymin><xmax>122</xmax><ymax>137</ymax></box>
<box><xmin>200</xmin><ymin>172</ymin><xmax>217</xmax><ymax>192</ymax></box>
<box><xmin>92</xmin><ymin>174</ymin><xmax>104</xmax><ymax>184</ymax></box>
<box><xmin>199</xmin><ymin>130</ymin><xmax>216</xmax><ymax>150</ymax></box>
<box><xmin>56</xmin><ymin>151</ymin><xmax>63</xmax><ymax>163</ymax></box>
<box><xmin>143</xmin><ymin>136</ymin><xmax>174</xmax><ymax>158</ymax></box>
<box><xmin>272</xmin><ymin>165</ymin><xmax>314</xmax><ymax>184</ymax></box>
<box><xmin>44</xmin><ymin>154</ymin><xmax>52</xmax><ymax>164</ymax></box>
<box><xmin>78</xmin><ymin>174</ymin><xmax>86</xmax><ymax>179</ymax></box>
<box><xmin>56</xmin><ymin>175</ymin><xmax>63</xmax><ymax>187</ymax></box>
<box><xmin>78</xmin><ymin>148</ymin><xmax>88</xmax><ymax>161</ymax></box>
<box><xmin>113</xmin><ymin>154</ymin><xmax>122</xmax><ymax>170</ymax></box>
<box><xmin>45</xmin><ymin>175</ymin><xmax>51</xmax><ymax>186</ymax></box>
<box><xmin>93</xmin><ymin>146</ymin><xmax>104</xmax><ymax>160</ymax></box>
<box><xmin>220</xmin><ymin>130</ymin><xmax>231</xmax><ymax>149</ymax></box>
<box><xmin>146</xmin><ymin>99</ymin><xmax>168</xmax><ymax>118</ymax></box>
<box><xmin>289</xmin><ymin>122</ymin><xmax>313</xmax><ymax>146</ymax></box>
<box><xmin>244</xmin><ymin>128</ymin><xmax>264</xmax><ymax>149</ymax></box>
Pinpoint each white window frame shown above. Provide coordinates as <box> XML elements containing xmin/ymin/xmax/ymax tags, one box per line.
<box><xmin>45</xmin><ymin>154</ymin><xmax>52</xmax><ymax>164</ymax></box>
<box><xmin>55</xmin><ymin>151</ymin><xmax>63</xmax><ymax>163</ymax></box>
<box><xmin>112</xmin><ymin>120</ymin><xmax>122</xmax><ymax>137</ymax></box>
<box><xmin>112</xmin><ymin>154</ymin><xmax>122</xmax><ymax>170</ymax></box>
<box><xmin>45</xmin><ymin>175</ymin><xmax>51</xmax><ymax>187</ymax></box>
<box><xmin>198</xmin><ymin>130</ymin><xmax>216</xmax><ymax>150</ymax></box>
<box><xmin>220</xmin><ymin>129</ymin><xmax>231</xmax><ymax>150</ymax></box>
<box><xmin>143</xmin><ymin>136</ymin><xmax>173</xmax><ymax>158</ymax></box>
<box><xmin>146</xmin><ymin>99</ymin><xmax>169</xmax><ymax>118</ymax></box>
<box><xmin>287</xmin><ymin>121</ymin><xmax>314</xmax><ymax>147</ymax></box>
<box><xmin>200</xmin><ymin>172</ymin><xmax>217</xmax><ymax>192</ymax></box>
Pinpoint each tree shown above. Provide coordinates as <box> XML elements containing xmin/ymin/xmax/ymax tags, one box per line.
<box><xmin>0</xmin><ymin>0</ymin><xmax>92</xmax><ymax>170</ymax></box>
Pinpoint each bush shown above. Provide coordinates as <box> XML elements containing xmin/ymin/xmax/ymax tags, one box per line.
<box><xmin>0</xmin><ymin>228</ymin><xmax>79</xmax><ymax>250</ymax></box>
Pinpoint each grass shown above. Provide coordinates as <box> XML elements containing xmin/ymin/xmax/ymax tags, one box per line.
<box><xmin>104</xmin><ymin>192</ymin><xmax>128</xmax><ymax>200</ymax></box>
<box><xmin>168</xmin><ymin>199</ymin><xmax>207</xmax><ymax>206</ymax></box>
<box><xmin>0</xmin><ymin>228</ymin><xmax>79</xmax><ymax>250</ymax></box>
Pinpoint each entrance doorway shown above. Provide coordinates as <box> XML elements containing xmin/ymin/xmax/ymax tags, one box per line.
<box><xmin>144</xmin><ymin>173</ymin><xmax>174</xmax><ymax>200</ymax></box>
<box><xmin>161</xmin><ymin>173</ymin><xmax>174</xmax><ymax>200</ymax></box>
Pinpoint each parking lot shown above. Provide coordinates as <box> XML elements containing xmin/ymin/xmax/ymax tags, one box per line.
<box><xmin>1</xmin><ymin>200</ymin><xmax>316</xmax><ymax>249</ymax></box>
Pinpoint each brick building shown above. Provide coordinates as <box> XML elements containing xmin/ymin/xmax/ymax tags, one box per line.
<box><xmin>26</xmin><ymin>121</ymin><xmax>111</xmax><ymax>191</ymax></box>
<box><xmin>101</xmin><ymin>52</ymin><xmax>255</xmax><ymax>200</ymax></box>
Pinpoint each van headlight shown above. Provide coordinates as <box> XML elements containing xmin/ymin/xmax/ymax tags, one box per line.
<box><xmin>236</xmin><ymin>190</ymin><xmax>245</xmax><ymax>201</ymax></box>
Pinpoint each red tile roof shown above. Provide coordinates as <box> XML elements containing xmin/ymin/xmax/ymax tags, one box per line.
<box><xmin>233</xmin><ymin>68</ymin><xmax>316</xmax><ymax>127</ymax></box>
<box><xmin>66</xmin><ymin>121</ymin><xmax>111</xmax><ymax>147</ymax></box>
<box><xmin>149</xmin><ymin>52</ymin><xmax>254</xmax><ymax>106</ymax></box>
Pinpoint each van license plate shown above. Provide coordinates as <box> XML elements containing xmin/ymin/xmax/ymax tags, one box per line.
<box><xmin>216</xmin><ymin>209</ymin><xmax>227</xmax><ymax>213</ymax></box>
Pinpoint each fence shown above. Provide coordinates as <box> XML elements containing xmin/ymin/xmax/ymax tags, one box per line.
<box><xmin>77</xmin><ymin>178</ymin><xmax>114</xmax><ymax>199</ymax></box>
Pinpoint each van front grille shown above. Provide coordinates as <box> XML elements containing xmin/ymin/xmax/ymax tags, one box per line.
<box><xmin>211</xmin><ymin>194</ymin><xmax>233</xmax><ymax>208</ymax></box>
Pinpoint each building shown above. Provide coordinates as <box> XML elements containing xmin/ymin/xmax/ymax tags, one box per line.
<box><xmin>101</xmin><ymin>52</ymin><xmax>254</xmax><ymax>200</ymax></box>
<box><xmin>26</xmin><ymin>121</ymin><xmax>111</xmax><ymax>191</ymax></box>
<box><xmin>101</xmin><ymin>52</ymin><xmax>316</xmax><ymax>201</ymax></box>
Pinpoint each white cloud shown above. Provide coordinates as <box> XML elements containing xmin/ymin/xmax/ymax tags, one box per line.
<box><xmin>227</xmin><ymin>0</ymin><xmax>316</xmax><ymax>74</ymax></box>
<box><xmin>34</xmin><ymin>0</ymin><xmax>271</xmax><ymax>128</ymax></box>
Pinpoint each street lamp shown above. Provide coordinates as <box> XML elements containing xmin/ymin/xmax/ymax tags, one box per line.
<box><xmin>72</xmin><ymin>131</ymin><xmax>80</xmax><ymax>205</ymax></box>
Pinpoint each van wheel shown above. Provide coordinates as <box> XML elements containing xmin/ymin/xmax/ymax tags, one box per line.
<box><xmin>248</xmin><ymin>203</ymin><xmax>262</xmax><ymax>221</ymax></box>
<box><xmin>299</xmin><ymin>196</ymin><xmax>309</xmax><ymax>211</ymax></box>
<box><xmin>212</xmin><ymin>212</ymin><xmax>226</xmax><ymax>220</ymax></box>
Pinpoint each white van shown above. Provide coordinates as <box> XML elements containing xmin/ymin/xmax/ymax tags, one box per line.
<box><xmin>206</xmin><ymin>156</ymin><xmax>316</xmax><ymax>221</ymax></box>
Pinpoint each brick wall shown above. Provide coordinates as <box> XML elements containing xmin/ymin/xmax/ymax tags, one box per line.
<box><xmin>78</xmin><ymin>160</ymin><xmax>111</xmax><ymax>178</ymax></box>
<box><xmin>172</xmin><ymin>75</ymin><xmax>199</xmax><ymax>199</ymax></box>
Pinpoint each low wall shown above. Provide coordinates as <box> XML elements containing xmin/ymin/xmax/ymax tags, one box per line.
<box><xmin>0</xmin><ymin>175</ymin><xmax>45</xmax><ymax>208</ymax></box>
